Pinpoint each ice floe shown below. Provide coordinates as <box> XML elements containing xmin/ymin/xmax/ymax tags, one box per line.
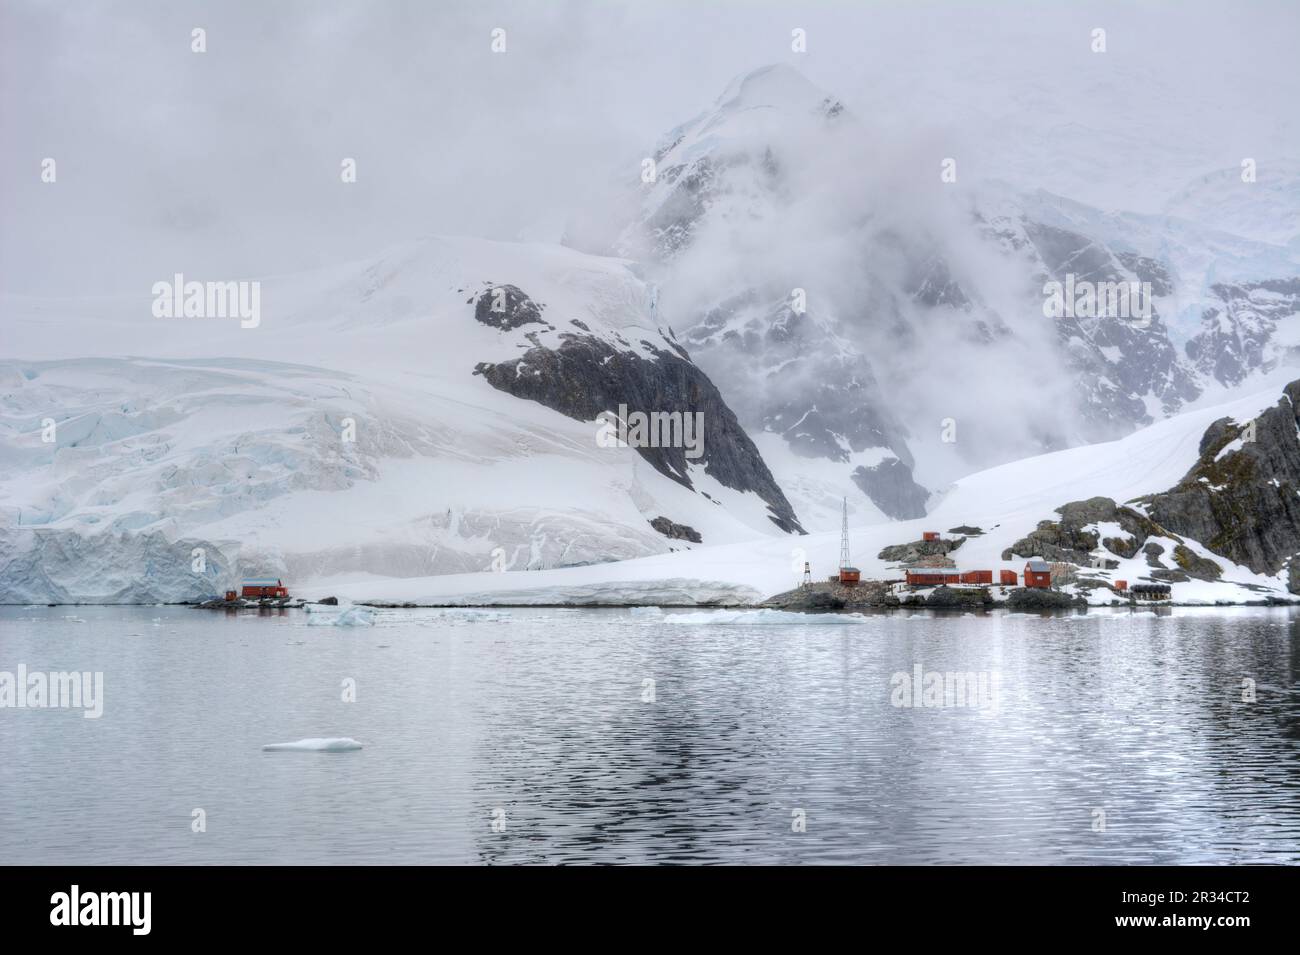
<box><xmin>261</xmin><ymin>737</ymin><xmax>363</xmax><ymax>752</ymax></box>
<box><xmin>307</xmin><ymin>606</ymin><xmax>375</xmax><ymax>627</ymax></box>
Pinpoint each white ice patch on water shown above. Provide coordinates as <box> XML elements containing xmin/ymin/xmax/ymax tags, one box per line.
<box><xmin>629</xmin><ymin>606</ymin><xmax>664</xmax><ymax>618</ymax></box>
<box><xmin>307</xmin><ymin>606</ymin><xmax>375</xmax><ymax>627</ymax></box>
<box><xmin>663</xmin><ymin>609</ymin><xmax>868</xmax><ymax>626</ymax></box>
<box><xmin>261</xmin><ymin>737</ymin><xmax>363</xmax><ymax>752</ymax></box>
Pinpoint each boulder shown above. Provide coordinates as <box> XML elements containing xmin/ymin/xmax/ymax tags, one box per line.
<box><xmin>649</xmin><ymin>516</ymin><xmax>703</xmax><ymax>544</ymax></box>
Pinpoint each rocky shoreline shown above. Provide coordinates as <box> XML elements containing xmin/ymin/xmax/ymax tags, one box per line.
<box><xmin>763</xmin><ymin>580</ymin><xmax>1122</xmax><ymax>613</ymax></box>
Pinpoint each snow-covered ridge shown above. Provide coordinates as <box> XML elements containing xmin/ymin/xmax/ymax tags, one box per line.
<box><xmin>308</xmin><ymin>380</ymin><xmax>1297</xmax><ymax>608</ymax></box>
<box><xmin>0</xmin><ymin>235</ymin><xmax>807</xmax><ymax>604</ymax></box>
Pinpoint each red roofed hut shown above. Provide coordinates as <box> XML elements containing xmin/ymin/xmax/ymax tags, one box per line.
<box><xmin>1023</xmin><ymin>560</ymin><xmax>1052</xmax><ymax>589</ymax></box>
<box><xmin>241</xmin><ymin>578</ymin><xmax>289</xmax><ymax>599</ymax></box>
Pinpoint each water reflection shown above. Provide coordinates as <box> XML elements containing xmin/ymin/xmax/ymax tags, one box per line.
<box><xmin>0</xmin><ymin>606</ymin><xmax>1295</xmax><ymax>864</ymax></box>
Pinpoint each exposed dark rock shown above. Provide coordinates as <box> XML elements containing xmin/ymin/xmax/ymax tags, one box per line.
<box><xmin>948</xmin><ymin>525</ymin><xmax>984</xmax><ymax>536</ymax></box>
<box><xmin>318</xmin><ymin>596</ymin><xmax>339</xmax><ymax>606</ymax></box>
<box><xmin>1002</xmin><ymin>520</ymin><xmax>1098</xmax><ymax>564</ymax></box>
<box><xmin>649</xmin><ymin>516</ymin><xmax>702</xmax><ymax>544</ymax></box>
<box><xmin>1002</xmin><ymin>496</ymin><xmax>1163</xmax><ymax>566</ymax></box>
<box><xmin>1057</xmin><ymin>496</ymin><xmax>1121</xmax><ymax>525</ymax></box>
<box><xmin>473</xmin><ymin>284</ymin><xmax>547</xmax><ymax>331</ymax></box>
<box><xmin>1172</xmin><ymin>544</ymin><xmax>1222</xmax><ymax>581</ymax></box>
<box><xmin>1104</xmin><ymin>533</ymin><xmax>1142</xmax><ymax>559</ymax></box>
<box><xmin>922</xmin><ymin>586</ymin><xmax>994</xmax><ymax>610</ymax></box>
<box><xmin>474</xmin><ymin>316</ymin><xmax>804</xmax><ymax>534</ymax></box>
<box><xmin>1115</xmin><ymin>252</ymin><xmax>1175</xmax><ymax>297</ymax></box>
<box><xmin>1133</xmin><ymin>380</ymin><xmax>1300</xmax><ymax>589</ymax></box>
<box><xmin>762</xmin><ymin>580</ymin><xmax>897</xmax><ymax>611</ymax></box>
<box><xmin>1005</xmin><ymin>588</ymin><xmax>1088</xmax><ymax>611</ymax></box>
<box><xmin>1185</xmin><ymin>279</ymin><xmax>1300</xmax><ymax>387</ymax></box>
<box><xmin>1023</xmin><ymin>220</ymin><xmax>1202</xmax><ymax>432</ymax></box>
<box><xmin>687</xmin><ymin>291</ymin><xmax>913</xmax><ymax>469</ymax></box>
<box><xmin>879</xmin><ymin>537</ymin><xmax>964</xmax><ymax>564</ymax></box>
<box><xmin>764</xmin><ymin>589</ymin><xmax>847</xmax><ymax>613</ymax></box>
<box><xmin>1143</xmin><ymin>542</ymin><xmax>1167</xmax><ymax>567</ymax></box>
<box><xmin>852</xmin><ymin>458</ymin><xmax>930</xmax><ymax>520</ymax></box>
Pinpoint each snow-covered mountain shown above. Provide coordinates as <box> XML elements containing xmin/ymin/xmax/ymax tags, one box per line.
<box><xmin>7</xmin><ymin>63</ymin><xmax>1300</xmax><ymax>605</ymax></box>
<box><xmin>587</xmin><ymin>65</ymin><xmax>1300</xmax><ymax>527</ymax></box>
<box><xmin>292</xmin><ymin>370</ymin><xmax>1300</xmax><ymax>608</ymax></box>
<box><xmin>0</xmin><ymin>237</ymin><xmax>803</xmax><ymax>603</ymax></box>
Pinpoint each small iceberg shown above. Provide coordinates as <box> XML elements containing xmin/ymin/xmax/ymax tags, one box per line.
<box><xmin>261</xmin><ymin>737</ymin><xmax>363</xmax><ymax>752</ymax></box>
<box><xmin>629</xmin><ymin>606</ymin><xmax>664</xmax><ymax>618</ymax></box>
<box><xmin>307</xmin><ymin>606</ymin><xmax>375</xmax><ymax>627</ymax></box>
<box><xmin>664</xmin><ymin>609</ymin><xmax>869</xmax><ymax>626</ymax></box>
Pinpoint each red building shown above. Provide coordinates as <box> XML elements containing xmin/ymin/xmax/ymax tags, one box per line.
<box><xmin>1000</xmin><ymin>570</ymin><xmax>1018</xmax><ymax>586</ymax></box>
<box><xmin>838</xmin><ymin>568</ymin><xmax>861</xmax><ymax>586</ymax></box>
<box><xmin>960</xmin><ymin>570</ymin><xmax>993</xmax><ymax>585</ymax></box>
<box><xmin>1023</xmin><ymin>559</ymin><xmax>1052</xmax><ymax>589</ymax></box>
<box><xmin>905</xmin><ymin>568</ymin><xmax>961</xmax><ymax>586</ymax></box>
<box><xmin>241</xmin><ymin>578</ymin><xmax>289</xmax><ymax>599</ymax></box>
<box><xmin>922</xmin><ymin>531</ymin><xmax>940</xmax><ymax>542</ymax></box>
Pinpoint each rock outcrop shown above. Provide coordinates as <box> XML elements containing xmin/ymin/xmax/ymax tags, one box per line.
<box><xmin>649</xmin><ymin>516</ymin><xmax>702</xmax><ymax>543</ymax></box>
<box><xmin>1005</xmin><ymin>588</ymin><xmax>1088</xmax><ymax>611</ymax></box>
<box><xmin>879</xmin><ymin>536</ymin><xmax>964</xmax><ymax>565</ymax></box>
<box><xmin>473</xmin><ymin>283</ymin><xmax>549</xmax><ymax>331</ymax></box>
<box><xmin>1001</xmin><ymin>496</ymin><xmax>1163</xmax><ymax>569</ymax></box>
<box><xmin>1133</xmin><ymin>380</ymin><xmax>1300</xmax><ymax>587</ymax></box>
<box><xmin>852</xmin><ymin>457</ymin><xmax>930</xmax><ymax>520</ymax></box>
<box><xmin>472</xmin><ymin>286</ymin><xmax>805</xmax><ymax>535</ymax></box>
<box><xmin>922</xmin><ymin>586</ymin><xmax>995</xmax><ymax>610</ymax></box>
<box><xmin>762</xmin><ymin>580</ymin><xmax>898</xmax><ymax>611</ymax></box>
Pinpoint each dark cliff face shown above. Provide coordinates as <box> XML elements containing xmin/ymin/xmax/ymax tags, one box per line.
<box><xmin>1020</xmin><ymin>220</ymin><xmax>1202</xmax><ymax>433</ymax></box>
<box><xmin>1134</xmin><ymin>380</ymin><xmax>1300</xmax><ymax>585</ymax></box>
<box><xmin>684</xmin><ymin>289</ymin><xmax>928</xmax><ymax>519</ymax></box>
<box><xmin>852</xmin><ymin>458</ymin><xmax>930</xmax><ymax>520</ymax></box>
<box><xmin>1185</xmin><ymin>279</ymin><xmax>1300</xmax><ymax>387</ymax></box>
<box><xmin>471</xmin><ymin>286</ymin><xmax>805</xmax><ymax>535</ymax></box>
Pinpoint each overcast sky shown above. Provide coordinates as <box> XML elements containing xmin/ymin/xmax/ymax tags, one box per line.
<box><xmin>3</xmin><ymin>0</ymin><xmax>1297</xmax><ymax>296</ymax></box>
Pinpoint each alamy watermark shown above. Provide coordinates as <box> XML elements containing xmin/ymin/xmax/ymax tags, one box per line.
<box><xmin>50</xmin><ymin>885</ymin><xmax>150</xmax><ymax>935</ymax></box>
<box><xmin>152</xmin><ymin>273</ymin><xmax>260</xmax><ymax>328</ymax></box>
<box><xmin>0</xmin><ymin>665</ymin><xmax>103</xmax><ymax>718</ymax></box>
<box><xmin>1043</xmin><ymin>274</ymin><xmax>1151</xmax><ymax>326</ymax></box>
<box><xmin>890</xmin><ymin>664</ymin><xmax>1000</xmax><ymax>713</ymax></box>
<box><xmin>595</xmin><ymin>404</ymin><xmax>705</xmax><ymax>459</ymax></box>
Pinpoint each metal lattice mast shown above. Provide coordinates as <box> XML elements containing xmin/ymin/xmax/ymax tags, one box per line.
<box><xmin>839</xmin><ymin>497</ymin><xmax>851</xmax><ymax>570</ymax></box>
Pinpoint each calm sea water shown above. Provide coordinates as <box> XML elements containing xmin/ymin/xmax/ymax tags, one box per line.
<box><xmin>1</xmin><ymin>604</ymin><xmax>1297</xmax><ymax>865</ymax></box>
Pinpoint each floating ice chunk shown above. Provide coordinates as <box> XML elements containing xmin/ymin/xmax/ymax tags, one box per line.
<box><xmin>308</xmin><ymin>606</ymin><xmax>375</xmax><ymax>627</ymax></box>
<box><xmin>664</xmin><ymin>609</ymin><xmax>868</xmax><ymax>625</ymax></box>
<box><xmin>629</xmin><ymin>606</ymin><xmax>664</xmax><ymax>618</ymax></box>
<box><xmin>261</xmin><ymin>737</ymin><xmax>363</xmax><ymax>752</ymax></box>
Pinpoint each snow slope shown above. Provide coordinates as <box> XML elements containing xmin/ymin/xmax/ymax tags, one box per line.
<box><xmin>305</xmin><ymin>379</ymin><xmax>1296</xmax><ymax>607</ymax></box>
<box><xmin>0</xmin><ymin>237</ymin><xmax>799</xmax><ymax>603</ymax></box>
